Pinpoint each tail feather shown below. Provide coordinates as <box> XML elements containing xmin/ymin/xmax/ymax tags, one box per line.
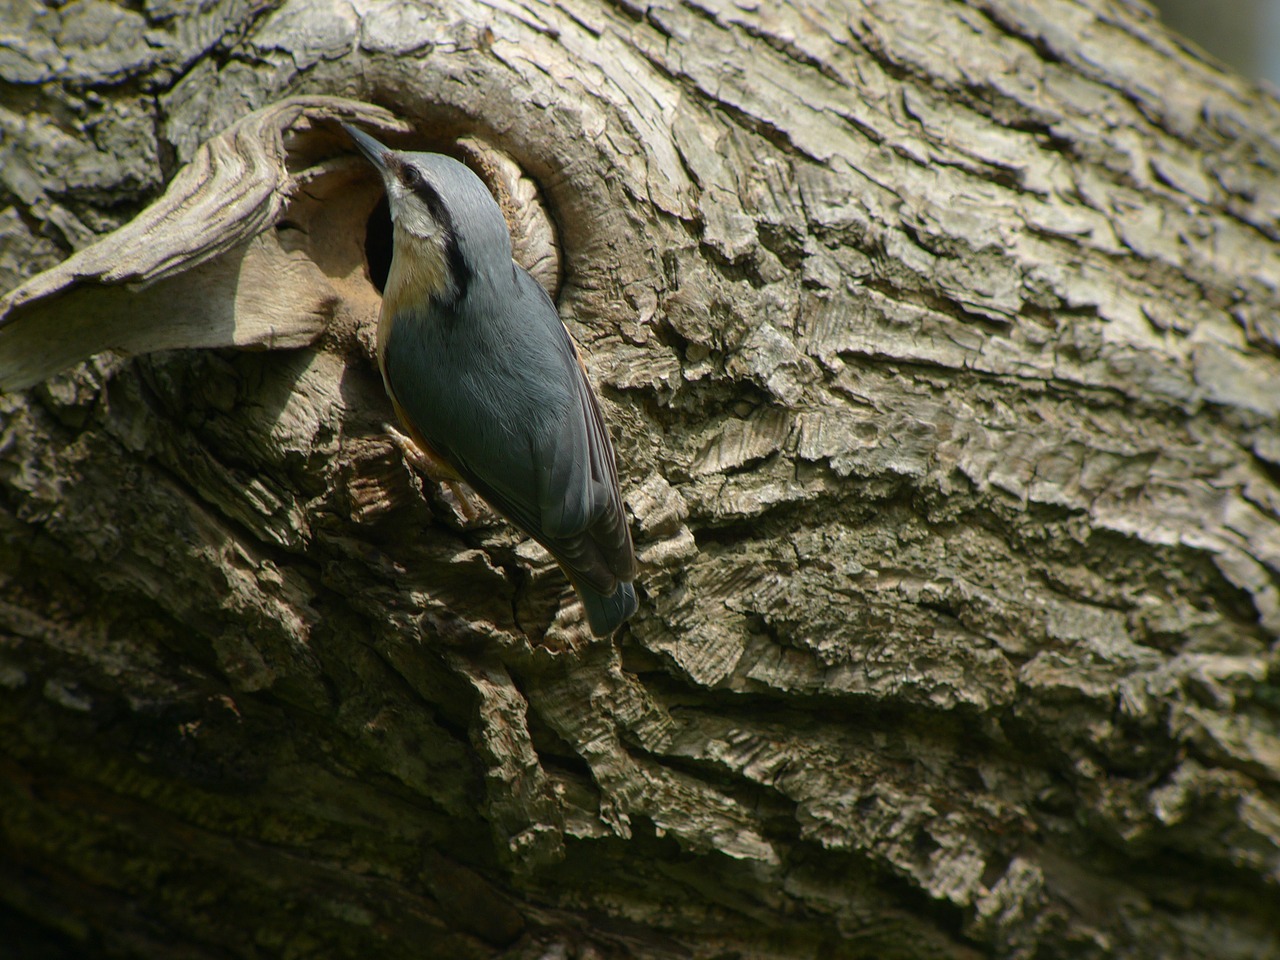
<box><xmin>576</xmin><ymin>579</ymin><xmax>638</xmax><ymax>637</ymax></box>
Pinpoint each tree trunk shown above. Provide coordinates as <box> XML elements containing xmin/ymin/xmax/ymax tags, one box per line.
<box><xmin>3</xmin><ymin>1</ymin><xmax>1280</xmax><ymax>957</ymax></box>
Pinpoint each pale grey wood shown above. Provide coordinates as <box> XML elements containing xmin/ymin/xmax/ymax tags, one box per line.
<box><xmin>2</xmin><ymin>1</ymin><xmax>1279</xmax><ymax>958</ymax></box>
<box><xmin>0</xmin><ymin>97</ymin><xmax>407</xmax><ymax>390</ymax></box>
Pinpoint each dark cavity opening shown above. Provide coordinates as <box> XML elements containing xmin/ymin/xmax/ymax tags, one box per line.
<box><xmin>364</xmin><ymin>194</ymin><xmax>393</xmax><ymax>294</ymax></box>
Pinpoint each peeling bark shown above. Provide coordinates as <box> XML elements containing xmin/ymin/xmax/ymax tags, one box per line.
<box><xmin>2</xmin><ymin>1</ymin><xmax>1280</xmax><ymax>958</ymax></box>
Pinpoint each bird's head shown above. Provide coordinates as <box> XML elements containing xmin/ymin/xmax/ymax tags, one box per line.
<box><xmin>341</xmin><ymin>123</ymin><xmax>512</xmax><ymax>304</ymax></box>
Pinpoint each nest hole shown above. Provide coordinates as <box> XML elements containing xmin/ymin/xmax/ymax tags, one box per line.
<box><xmin>364</xmin><ymin>194</ymin><xmax>393</xmax><ymax>295</ymax></box>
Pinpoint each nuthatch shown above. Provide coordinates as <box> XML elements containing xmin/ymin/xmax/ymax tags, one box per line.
<box><xmin>341</xmin><ymin>123</ymin><xmax>638</xmax><ymax>636</ymax></box>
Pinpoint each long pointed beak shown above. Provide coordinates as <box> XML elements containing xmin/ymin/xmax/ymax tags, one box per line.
<box><xmin>340</xmin><ymin>122</ymin><xmax>393</xmax><ymax>175</ymax></box>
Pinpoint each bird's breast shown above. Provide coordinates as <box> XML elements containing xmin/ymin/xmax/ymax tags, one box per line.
<box><xmin>377</xmin><ymin>228</ymin><xmax>452</xmax><ymax>372</ymax></box>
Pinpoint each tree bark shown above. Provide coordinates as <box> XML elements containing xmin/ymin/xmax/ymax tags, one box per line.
<box><xmin>3</xmin><ymin>0</ymin><xmax>1280</xmax><ymax>957</ymax></box>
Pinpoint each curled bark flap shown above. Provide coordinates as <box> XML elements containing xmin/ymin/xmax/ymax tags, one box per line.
<box><xmin>0</xmin><ymin>96</ymin><xmax>409</xmax><ymax>392</ymax></box>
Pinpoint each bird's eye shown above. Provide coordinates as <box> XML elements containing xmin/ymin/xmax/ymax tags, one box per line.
<box><xmin>402</xmin><ymin>165</ymin><xmax>424</xmax><ymax>189</ymax></box>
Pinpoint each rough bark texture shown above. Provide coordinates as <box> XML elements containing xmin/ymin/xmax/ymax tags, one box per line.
<box><xmin>3</xmin><ymin>1</ymin><xmax>1280</xmax><ymax>958</ymax></box>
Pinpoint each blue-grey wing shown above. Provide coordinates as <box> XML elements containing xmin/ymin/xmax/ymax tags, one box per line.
<box><xmin>509</xmin><ymin>270</ymin><xmax>636</xmax><ymax>590</ymax></box>
<box><xmin>386</xmin><ymin>269</ymin><xmax>635</xmax><ymax>595</ymax></box>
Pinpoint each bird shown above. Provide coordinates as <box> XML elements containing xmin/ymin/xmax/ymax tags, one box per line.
<box><xmin>340</xmin><ymin>122</ymin><xmax>638</xmax><ymax>636</ymax></box>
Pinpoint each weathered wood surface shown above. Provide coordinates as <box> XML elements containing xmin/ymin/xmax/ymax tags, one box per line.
<box><xmin>0</xmin><ymin>98</ymin><xmax>406</xmax><ymax>391</ymax></box>
<box><xmin>2</xmin><ymin>0</ymin><xmax>1279</xmax><ymax>957</ymax></box>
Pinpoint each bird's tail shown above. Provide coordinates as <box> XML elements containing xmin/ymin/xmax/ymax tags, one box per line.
<box><xmin>576</xmin><ymin>578</ymin><xmax>638</xmax><ymax>637</ymax></box>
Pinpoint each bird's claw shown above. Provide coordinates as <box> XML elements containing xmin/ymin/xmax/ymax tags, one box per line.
<box><xmin>386</xmin><ymin>425</ymin><xmax>486</xmax><ymax>524</ymax></box>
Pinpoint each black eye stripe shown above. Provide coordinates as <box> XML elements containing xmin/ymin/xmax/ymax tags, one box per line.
<box><xmin>404</xmin><ymin>172</ymin><xmax>449</xmax><ymax>225</ymax></box>
<box><xmin>443</xmin><ymin>231</ymin><xmax>470</xmax><ymax>301</ymax></box>
<box><xmin>398</xmin><ymin>164</ymin><xmax>472</xmax><ymax>302</ymax></box>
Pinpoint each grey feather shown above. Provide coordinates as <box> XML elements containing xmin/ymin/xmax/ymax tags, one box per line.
<box><xmin>366</xmin><ymin>145</ymin><xmax>638</xmax><ymax>635</ymax></box>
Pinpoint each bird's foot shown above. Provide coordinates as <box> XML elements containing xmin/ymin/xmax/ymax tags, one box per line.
<box><xmin>386</xmin><ymin>425</ymin><xmax>455</xmax><ymax>480</ymax></box>
<box><xmin>386</xmin><ymin>425</ymin><xmax>486</xmax><ymax>524</ymax></box>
